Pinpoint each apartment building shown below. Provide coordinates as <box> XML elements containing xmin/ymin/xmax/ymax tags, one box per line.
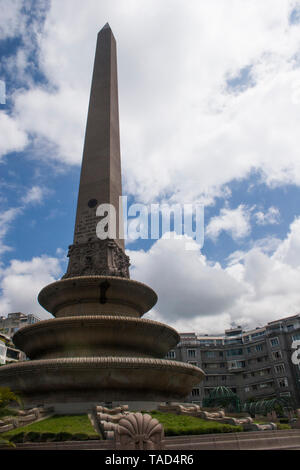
<box><xmin>0</xmin><ymin>312</ymin><xmax>40</xmax><ymax>338</ymax></box>
<box><xmin>167</xmin><ymin>314</ymin><xmax>300</xmax><ymax>407</ymax></box>
<box><xmin>0</xmin><ymin>331</ymin><xmax>26</xmax><ymax>365</ymax></box>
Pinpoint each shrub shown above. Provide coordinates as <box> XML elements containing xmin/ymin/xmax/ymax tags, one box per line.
<box><xmin>87</xmin><ymin>434</ymin><xmax>100</xmax><ymax>440</ymax></box>
<box><xmin>71</xmin><ymin>433</ymin><xmax>89</xmax><ymax>441</ymax></box>
<box><xmin>39</xmin><ymin>432</ymin><xmax>57</xmax><ymax>442</ymax></box>
<box><xmin>24</xmin><ymin>431</ymin><xmax>41</xmax><ymax>442</ymax></box>
<box><xmin>55</xmin><ymin>432</ymin><xmax>73</xmax><ymax>442</ymax></box>
<box><xmin>279</xmin><ymin>418</ymin><xmax>289</xmax><ymax>424</ymax></box>
<box><xmin>277</xmin><ymin>423</ymin><xmax>291</xmax><ymax>430</ymax></box>
<box><xmin>10</xmin><ymin>432</ymin><xmax>25</xmax><ymax>443</ymax></box>
<box><xmin>163</xmin><ymin>424</ymin><xmax>243</xmax><ymax>436</ymax></box>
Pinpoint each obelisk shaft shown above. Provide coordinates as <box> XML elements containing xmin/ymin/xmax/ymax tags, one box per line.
<box><xmin>63</xmin><ymin>24</ymin><xmax>130</xmax><ymax>279</ymax></box>
<box><xmin>74</xmin><ymin>24</ymin><xmax>123</xmax><ymax>248</ymax></box>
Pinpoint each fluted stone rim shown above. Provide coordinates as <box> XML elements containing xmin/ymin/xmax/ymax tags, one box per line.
<box><xmin>38</xmin><ymin>275</ymin><xmax>157</xmax><ymax>297</ymax></box>
<box><xmin>13</xmin><ymin>315</ymin><xmax>179</xmax><ymax>340</ymax></box>
<box><xmin>38</xmin><ymin>275</ymin><xmax>158</xmax><ymax>317</ymax></box>
<box><xmin>0</xmin><ymin>357</ymin><xmax>204</xmax><ymax>377</ymax></box>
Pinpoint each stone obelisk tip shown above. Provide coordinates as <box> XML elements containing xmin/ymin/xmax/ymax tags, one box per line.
<box><xmin>99</xmin><ymin>22</ymin><xmax>111</xmax><ymax>33</ymax></box>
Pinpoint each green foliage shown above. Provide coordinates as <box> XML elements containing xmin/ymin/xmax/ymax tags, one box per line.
<box><xmin>71</xmin><ymin>432</ymin><xmax>90</xmax><ymax>441</ymax></box>
<box><xmin>149</xmin><ymin>411</ymin><xmax>243</xmax><ymax>436</ymax></box>
<box><xmin>39</xmin><ymin>432</ymin><xmax>57</xmax><ymax>442</ymax></box>
<box><xmin>0</xmin><ymin>387</ymin><xmax>22</xmax><ymax>409</ymax></box>
<box><xmin>279</xmin><ymin>417</ymin><xmax>289</xmax><ymax>423</ymax></box>
<box><xmin>55</xmin><ymin>432</ymin><xmax>73</xmax><ymax>441</ymax></box>
<box><xmin>0</xmin><ymin>386</ymin><xmax>22</xmax><ymax>420</ymax></box>
<box><xmin>9</xmin><ymin>432</ymin><xmax>25</xmax><ymax>444</ymax></box>
<box><xmin>0</xmin><ymin>407</ymin><xmax>19</xmax><ymax>418</ymax></box>
<box><xmin>277</xmin><ymin>423</ymin><xmax>291</xmax><ymax>430</ymax></box>
<box><xmin>0</xmin><ymin>435</ymin><xmax>15</xmax><ymax>447</ymax></box>
<box><xmin>25</xmin><ymin>431</ymin><xmax>41</xmax><ymax>442</ymax></box>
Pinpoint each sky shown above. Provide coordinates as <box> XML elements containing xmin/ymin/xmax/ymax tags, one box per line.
<box><xmin>1</xmin><ymin>0</ymin><xmax>300</xmax><ymax>334</ymax></box>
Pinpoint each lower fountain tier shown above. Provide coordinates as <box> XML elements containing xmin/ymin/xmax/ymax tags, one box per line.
<box><xmin>12</xmin><ymin>315</ymin><xmax>180</xmax><ymax>360</ymax></box>
<box><xmin>0</xmin><ymin>357</ymin><xmax>205</xmax><ymax>405</ymax></box>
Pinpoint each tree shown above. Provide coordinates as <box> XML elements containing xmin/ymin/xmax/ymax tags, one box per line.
<box><xmin>0</xmin><ymin>387</ymin><xmax>21</xmax><ymax>448</ymax></box>
<box><xmin>0</xmin><ymin>386</ymin><xmax>22</xmax><ymax>418</ymax></box>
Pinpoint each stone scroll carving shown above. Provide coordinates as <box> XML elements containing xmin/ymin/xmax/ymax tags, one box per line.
<box><xmin>62</xmin><ymin>239</ymin><xmax>130</xmax><ymax>279</ymax></box>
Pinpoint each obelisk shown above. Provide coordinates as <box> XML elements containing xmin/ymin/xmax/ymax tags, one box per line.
<box><xmin>63</xmin><ymin>23</ymin><xmax>130</xmax><ymax>279</ymax></box>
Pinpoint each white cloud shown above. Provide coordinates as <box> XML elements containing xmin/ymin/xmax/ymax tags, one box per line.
<box><xmin>128</xmin><ymin>235</ymin><xmax>245</xmax><ymax>324</ymax></box>
<box><xmin>0</xmin><ymin>0</ymin><xmax>300</xmax><ymax>204</ymax></box>
<box><xmin>0</xmin><ymin>255</ymin><xmax>63</xmax><ymax>319</ymax></box>
<box><xmin>128</xmin><ymin>216</ymin><xmax>300</xmax><ymax>333</ymax></box>
<box><xmin>0</xmin><ymin>0</ymin><xmax>25</xmax><ymax>40</ymax></box>
<box><xmin>0</xmin><ymin>186</ymin><xmax>48</xmax><ymax>255</ymax></box>
<box><xmin>21</xmin><ymin>185</ymin><xmax>47</xmax><ymax>205</ymax></box>
<box><xmin>254</xmin><ymin>206</ymin><xmax>280</xmax><ymax>225</ymax></box>
<box><xmin>0</xmin><ymin>208</ymin><xmax>22</xmax><ymax>255</ymax></box>
<box><xmin>206</xmin><ymin>204</ymin><xmax>251</xmax><ymax>241</ymax></box>
<box><xmin>0</xmin><ymin>113</ymin><xmax>28</xmax><ymax>160</ymax></box>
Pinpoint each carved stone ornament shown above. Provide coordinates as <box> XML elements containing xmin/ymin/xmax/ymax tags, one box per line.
<box><xmin>62</xmin><ymin>239</ymin><xmax>130</xmax><ymax>279</ymax></box>
<box><xmin>115</xmin><ymin>412</ymin><xmax>165</xmax><ymax>450</ymax></box>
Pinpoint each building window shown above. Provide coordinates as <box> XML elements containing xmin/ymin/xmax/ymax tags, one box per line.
<box><xmin>187</xmin><ymin>349</ymin><xmax>196</xmax><ymax>358</ymax></box>
<box><xmin>222</xmin><ymin>375</ymin><xmax>226</xmax><ymax>381</ymax></box>
<box><xmin>206</xmin><ymin>351</ymin><xmax>215</xmax><ymax>358</ymax></box>
<box><xmin>228</xmin><ymin>360</ymin><xmax>245</xmax><ymax>369</ymax></box>
<box><xmin>191</xmin><ymin>388</ymin><xmax>200</xmax><ymax>397</ymax></box>
<box><xmin>292</xmin><ymin>334</ymin><xmax>300</xmax><ymax>341</ymax></box>
<box><xmin>272</xmin><ymin>350</ymin><xmax>282</xmax><ymax>360</ymax></box>
<box><xmin>255</xmin><ymin>344</ymin><xmax>263</xmax><ymax>352</ymax></box>
<box><xmin>259</xmin><ymin>382</ymin><xmax>273</xmax><ymax>389</ymax></box>
<box><xmin>278</xmin><ymin>377</ymin><xmax>288</xmax><ymax>388</ymax></box>
<box><xmin>166</xmin><ymin>350</ymin><xmax>176</xmax><ymax>359</ymax></box>
<box><xmin>206</xmin><ymin>363</ymin><xmax>218</xmax><ymax>369</ymax></box>
<box><xmin>274</xmin><ymin>364</ymin><xmax>285</xmax><ymax>374</ymax></box>
<box><xmin>270</xmin><ymin>337</ymin><xmax>279</xmax><ymax>347</ymax></box>
<box><xmin>226</xmin><ymin>349</ymin><xmax>243</xmax><ymax>357</ymax></box>
<box><xmin>247</xmin><ymin>347</ymin><xmax>251</xmax><ymax>354</ymax></box>
<box><xmin>280</xmin><ymin>392</ymin><xmax>291</xmax><ymax>397</ymax></box>
<box><xmin>245</xmin><ymin>386</ymin><xmax>250</xmax><ymax>393</ymax></box>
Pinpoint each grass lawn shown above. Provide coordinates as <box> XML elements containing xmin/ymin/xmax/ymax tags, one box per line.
<box><xmin>2</xmin><ymin>414</ymin><xmax>99</xmax><ymax>442</ymax></box>
<box><xmin>148</xmin><ymin>411</ymin><xmax>243</xmax><ymax>436</ymax></box>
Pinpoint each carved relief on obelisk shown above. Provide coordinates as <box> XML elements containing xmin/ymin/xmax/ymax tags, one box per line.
<box><xmin>63</xmin><ymin>23</ymin><xmax>130</xmax><ymax>279</ymax></box>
